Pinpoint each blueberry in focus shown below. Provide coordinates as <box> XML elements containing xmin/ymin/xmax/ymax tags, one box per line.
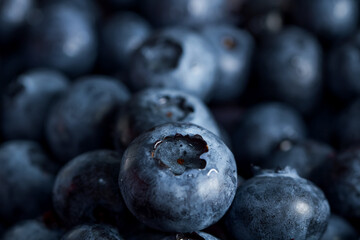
<box><xmin>1</xmin><ymin>220</ymin><xmax>62</xmax><ymax>240</ymax></box>
<box><xmin>321</xmin><ymin>214</ymin><xmax>358</xmax><ymax>240</ymax></box>
<box><xmin>232</xmin><ymin>102</ymin><xmax>306</xmax><ymax>177</ymax></box>
<box><xmin>0</xmin><ymin>141</ymin><xmax>57</xmax><ymax>224</ymax></box>
<box><xmin>263</xmin><ymin>140</ymin><xmax>334</xmax><ymax>179</ymax></box>
<box><xmin>256</xmin><ymin>27</ymin><xmax>323</xmax><ymax>113</ymax></box>
<box><xmin>119</xmin><ymin>123</ymin><xmax>237</xmax><ymax>232</ymax></box>
<box><xmin>101</xmin><ymin>11</ymin><xmax>151</xmax><ymax>73</ymax></box>
<box><xmin>115</xmin><ymin>88</ymin><xmax>221</xmax><ymax>147</ymax></box>
<box><xmin>290</xmin><ymin>0</ymin><xmax>359</xmax><ymax>41</ymax></box>
<box><xmin>62</xmin><ymin>224</ymin><xmax>124</xmax><ymax>240</ymax></box>
<box><xmin>1</xmin><ymin>69</ymin><xmax>69</xmax><ymax>141</ymax></box>
<box><xmin>128</xmin><ymin>27</ymin><xmax>218</xmax><ymax>101</ymax></box>
<box><xmin>327</xmin><ymin>32</ymin><xmax>360</xmax><ymax>101</ymax></box>
<box><xmin>140</xmin><ymin>0</ymin><xmax>229</xmax><ymax>27</ymax></box>
<box><xmin>26</xmin><ymin>3</ymin><xmax>97</xmax><ymax>77</ymax></box>
<box><xmin>46</xmin><ymin>76</ymin><xmax>130</xmax><ymax>162</ymax></box>
<box><xmin>226</xmin><ymin>167</ymin><xmax>330</xmax><ymax>240</ymax></box>
<box><xmin>200</xmin><ymin>24</ymin><xmax>254</xmax><ymax>102</ymax></box>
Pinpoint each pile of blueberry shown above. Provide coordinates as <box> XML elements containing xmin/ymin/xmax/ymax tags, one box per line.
<box><xmin>1</xmin><ymin>0</ymin><xmax>360</xmax><ymax>239</ymax></box>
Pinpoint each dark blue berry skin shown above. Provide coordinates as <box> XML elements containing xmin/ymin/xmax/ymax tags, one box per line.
<box><xmin>140</xmin><ymin>0</ymin><xmax>229</xmax><ymax>27</ymax></box>
<box><xmin>316</xmin><ymin>147</ymin><xmax>360</xmax><ymax>220</ymax></box>
<box><xmin>327</xmin><ymin>32</ymin><xmax>360</xmax><ymax>101</ymax></box>
<box><xmin>160</xmin><ymin>232</ymin><xmax>219</xmax><ymax>240</ymax></box>
<box><xmin>46</xmin><ymin>76</ymin><xmax>130</xmax><ymax>162</ymax></box>
<box><xmin>321</xmin><ymin>215</ymin><xmax>358</xmax><ymax>240</ymax></box>
<box><xmin>263</xmin><ymin>140</ymin><xmax>334</xmax><ymax>179</ymax></box>
<box><xmin>232</xmin><ymin>102</ymin><xmax>306</xmax><ymax>177</ymax></box>
<box><xmin>226</xmin><ymin>168</ymin><xmax>330</xmax><ymax>240</ymax></box>
<box><xmin>336</xmin><ymin>99</ymin><xmax>360</xmax><ymax>148</ymax></box>
<box><xmin>238</xmin><ymin>0</ymin><xmax>285</xmax><ymax>38</ymax></box>
<box><xmin>200</xmin><ymin>24</ymin><xmax>254</xmax><ymax>102</ymax></box>
<box><xmin>53</xmin><ymin>150</ymin><xmax>127</xmax><ymax>227</ymax></box>
<box><xmin>256</xmin><ymin>27</ymin><xmax>322</xmax><ymax>113</ymax></box>
<box><xmin>26</xmin><ymin>3</ymin><xmax>97</xmax><ymax>77</ymax></box>
<box><xmin>119</xmin><ymin>123</ymin><xmax>237</xmax><ymax>233</ymax></box>
<box><xmin>1</xmin><ymin>69</ymin><xmax>69</xmax><ymax>141</ymax></box>
<box><xmin>0</xmin><ymin>141</ymin><xmax>56</xmax><ymax>224</ymax></box>
<box><xmin>2</xmin><ymin>220</ymin><xmax>62</xmax><ymax>240</ymax></box>
<box><xmin>101</xmin><ymin>12</ymin><xmax>151</xmax><ymax>73</ymax></box>
<box><xmin>62</xmin><ymin>225</ymin><xmax>124</xmax><ymax>240</ymax></box>
<box><xmin>104</xmin><ymin>0</ymin><xmax>137</xmax><ymax>8</ymax></box>
<box><xmin>128</xmin><ymin>27</ymin><xmax>218</xmax><ymax>101</ymax></box>
<box><xmin>290</xmin><ymin>0</ymin><xmax>359</xmax><ymax>41</ymax></box>
<box><xmin>129</xmin><ymin>231</ymin><xmax>219</xmax><ymax>240</ymax></box>
<box><xmin>0</xmin><ymin>0</ymin><xmax>34</xmax><ymax>43</ymax></box>
<box><xmin>115</xmin><ymin>88</ymin><xmax>221</xmax><ymax>147</ymax></box>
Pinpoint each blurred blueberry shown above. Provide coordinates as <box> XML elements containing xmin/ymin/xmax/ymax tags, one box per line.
<box><xmin>53</xmin><ymin>150</ymin><xmax>128</xmax><ymax>227</ymax></box>
<box><xmin>256</xmin><ymin>27</ymin><xmax>323</xmax><ymax>113</ymax></box>
<box><xmin>0</xmin><ymin>0</ymin><xmax>34</xmax><ymax>43</ymax></box>
<box><xmin>62</xmin><ymin>225</ymin><xmax>124</xmax><ymax>240</ymax></box>
<box><xmin>232</xmin><ymin>102</ymin><xmax>306</xmax><ymax>177</ymax></box>
<box><xmin>140</xmin><ymin>0</ymin><xmax>229</xmax><ymax>27</ymax></box>
<box><xmin>327</xmin><ymin>32</ymin><xmax>360</xmax><ymax>101</ymax></box>
<box><xmin>337</xmin><ymin>99</ymin><xmax>360</xmax><ymax>148</ymax></box>
<box><xmin>316</xmin><ymin>147</ymin><xmax>360</xmax><ymax>220</ymax></box>
<box><xmin>46</xmin><ymin>76</ymin><xmax>130</xmax><ymax>162</ymax></box>
<box><xmin>201</xmin><ymin>24</ymin><xmax>254</xmax><ymax>102</ymax></box>
<box><xmin>2</xmin><ymin>220</ymin><xmax>62</xmax><ymax>240</ymax></box>
<box><xmin>321</xmin><ymin>215</ymin><xmax>358</xmax><ymax>240</ymax></box>
<box><xmin>291</xmin><ymin>0</ymin><xmax>358</xmax><ymax>41</ymax></box>
<box><xmin>129</xmin><ymin>27</ymin><xmax>218</xmax><ymax>101</ymax></box>
<box><xmin>26</xmin><ymin>3</ymin><xmax>97</xmax><ymax>76</ymax></box>
<box><xmin>101</xmin><ymin>12</ymin><xmax>151</xmax><ymax>73</ymax></box>
<box><xmin>0</xmin><ymin>141</ymin><xmax>57</xmax><ymax>224</ymax></box>
<box><xmin>263</xmin><ymin>140</ymin><xmax>334</xmax><ymax>179</ymax></box>
<box><xmin>1</xmin><ymin>69</ymin><xmax>69</xmax><ymax>141</ymax></box>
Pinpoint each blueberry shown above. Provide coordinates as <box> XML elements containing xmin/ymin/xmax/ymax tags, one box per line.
<box><xmin>2</xmin><ymin>220</ymin><xmax>62</xmax><ymax>240</ymax></box>
<box><xmin>232</xmin><ymin>102</ymin><xmax>306</xmax><ymax>177</ymax></box>
<box><xmin>101</xmin><ymin>11</ymin><xmax>151</xmax><ymax>72</ymax></box>
<box><xmin>327</xmin><ymin>32</ymin><xmax>360</xmax><ymax>101</ymax></box>
<box><xmin>1</xmin><ymin>69</ymin><xmax>69</xmax><ymax>141</ymax></box>
<box><xmin>238</xmin><ymin>0</ymin><xmax>285</xmax><ymax>37</ymax></box>
<box><xmin>200</xmin><ymin>24</ymin><xmax>254</xmax><ymax>102</ymax></box>
<box><xmin>119</xmin><ymin>123</ymin><xmax>237</xmax><ymax>232</ymax></box>
<box><xmin>129</xmin><ymin>231</ymin><xmax>219</xmax><ymax>240</ymax></box>
<box><xmin>290</xmin><ymin>0</ymin><xmax>358</xmax><ymax>41</ymax></box>
<box><xmin>115</xmin><ymin>88</ymin><xmax>221</xmax><ymax>147</ymax></box>
<box><xmin>128</xmin><ymin>27</ymin><xmax>218</xmax><ymax>101</ymax></box>
<box><xmin>161</xmin><ymin>232</ymin><xmax>219</xmax><ymax>240</ymax></box>
<box><xmin>256</xmin><ymin>27</ymin><xmax>322</xmax><ymax>113</ymax></box>
<box><xmin>0</xmin><ymin>141</ymin><xmax>56</xmax><ymax>224</ymax></box>
<box><xmin>46</xmin><ymin>76</ymin><xmax>130</xmax><ymax>162</ymax></box>
<box><xmin>316</xmin><ymin>147</ymin><xmax>360</xmax><ymax>220</ymax></box>
<box><xmin>53</xmin><ymin>150</ymin><xmax>128</xmax><ymax>227</ymax></box>
<box><xmin>0</xmin><ymin>0</ymin><xmax>34</xmax><ymax>43</ymax></box>
<box><xmin>226</xmin><ymin>168</ymin><xmax>330</xmax><ymax>240</ymax></box>
<box><xmin>62</xmin><ymin>224</ymin><xmax>124</xmax><ymax>240</ymax></box>
<box><xmin>263</xmin><ymin>140</ymin><xmax>334</xmax><ymax>179</ymax></box>
<box><xmin>26</xmin><ymin>3</ymin><xmax>97</xmax><ymax>76</ymax></box>
<box><xmin>140</xmin><ymin>0</ymin><xmax>229</xmax><ymax>27</ymax></box>
<box><xmin>336</xmin><ymin>99</ymin><xmax>360</xmax><ymax>148</ymax></box>
<box><xmin>321</xmin><ymin>215</ymin><xmax>358</xmax><ymax>240</ymax></box>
